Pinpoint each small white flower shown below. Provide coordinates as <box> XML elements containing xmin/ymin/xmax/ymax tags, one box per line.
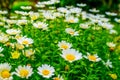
<box><xmin>106</xmin><ymin>42</ymin><xmax>116</xmax><ymax>48</ymax></box>
<box><xmin>0</xmin><ymin>33</ymin><xmax>9</xmax><ymax>43</ymax></box>
<box><xmin>69</xmin><ymin>7</ymin><xmax>82</xmax><ymax>14</ymax></box>
<box><xmin>17</xmin><ymin>36</ymin><xmax>33</xmax><ymax>46</ymax></box>
<box><xmin>80</xmin><ymin>23</ymin><xmax>90</xmax><ymax>29</ymax></box>
<box><xmin>115</xmin><ymin>18</ymin><xmax>120</xmax><ymax>23</ymax></box>
<box><xmin>89</xmin><ymin>8</ymin><xmax>99</xmax><ymax>13</ymax></box>
<box><xmin>61</xmin><ymin>49</ymin><xmax>82</xmax><ymax>63</ymax></box>
<box><xmin>43</xmin><ymin>11</ymin><xmax>56</xmax><ymax>20</ymax></box>
<box><xmin>17</xmin><ymin>20</ymin><xmax>27</xmax><ymax>26</ymax></box>
<box><xmin>77</xmin><ymin>3</ymin><xmax>86</xmax><ymax>7</ymax></box>
<box><xmin>14</xmin><ymin>65</ymin><xmax>33</xmax><ymax>79</ymax></box>
<box><xmin>84</xmin><ymin>52</ymin><xmax>101</xmax><ymax>62</ymax></box>
<box><xmin>29</xmin><ymin>12</ymin><xmax>39</xmax><ymax>20</ymax></box>
<box><xmin>105</xmin><ymin>12</ymin><xmax>117</xmax><ymax>16</ymax></box>
<box><xmin>33</xmin><ymin>22</ymin><xmax>48</xmax><ymax>30</ymax></box>
<box><xmin>0</xmin><ymin>63</ymin><xmax>13</xmax><ymax>80</ymax></box>
<box><xmin>6</xmin><ymin>29</ymin><xmax>21</xmax><ymax>35</ymax></box>
<box><xmin>53</xmin><ymin>75</ymin><xmax>64</xmax><ymax>80</ymax></box>
<box><xmin>37</xmin><ymin>64</ymin><xmax>55</xmax><ymax>78</ymax></box>
<box><xmin>109</xmin><ymin>29</ymin><xmax>117</xmax><ymax>34</ymax></box>
<box><xmin>58</xmin><ymin>41</ymin><xmax>72</xmax><ymax>50</ymax></box>
<box><xmin>65</xmin><ymin>16</ymin><xmax>79</xmax><ymax>23</ymax></box>
<box><xmin>23</xmin><ymin>49</ymin><xmax>35</xmax><ymax>57</ymax></box>
<box><xmin>103</xmin><ymin>60</ymin><xmax>112</xmax><ymax>68</ymax></box>
<box><xmin>21</xmin><ymin>6</ymin><xmax>32</xmax><ymax>10</ymax></box>
<box><xmin>57</xmin><ymin>7</ymin><xmax>69</xmax><ymax>13</ymax></box>
<box><xmin>65</xmin><ymin>28</ymin><xmax>79</xmax><ymax>36</ymax></box>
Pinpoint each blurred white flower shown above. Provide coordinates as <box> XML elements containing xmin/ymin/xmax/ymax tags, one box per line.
<box><xmin>103</xmin><ymin>60</ymin><xmax>112</xmax><ymax>68</ymax></box>
<box><xmin>65</xmin><ymin>28</ymin><xmax>79</xmax><ymax>36</ymax></box>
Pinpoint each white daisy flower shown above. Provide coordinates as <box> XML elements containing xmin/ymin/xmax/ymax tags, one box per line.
<box><xmin>105</xmin><ymin>12</ymin><xmax>117</xmax><ymax>16</ymax></box>
<box><xmin>80</xmin><ymin>23</ymin><xmax>90</xmax><ymax>29</ymax></box>
<box><xmin>89</xmin><ymin>8</ymin><xmax>99</xmax><ymax>13</ymax></box>
<box><xmin>0</xmin><ymin>33</ymin><xmax>9</xmax><ymax>43</ymax></box>
<box><xmin>37</xmin><ymin>64</ymin><xmax>55</xmax><ymax>78</ymax></box>
<box><xmin>17</xmin><ymin>36</ymin><xmax>33</xmax><ymax>46</ymax></box>
<box><xmin>115</xmin><ymin>18</ymin><xmax>120</xmax><ymax>23</ymax></box>
<box><xmin>33</xmin><ymin>22</ymin><xmax>48</xmax><ymax>30</ymax></box>
<box><xmin>58</xmin><ymin>41</ymin><xmax>72</xmax><ymax>50</ymax></box>
<box><xmin>20</xmin><ymin>6</ymin><xmax>32</xmax><ymax>10</ymax></box>
<box><xmin>6</xmin><ymin>19</ymin><xmax>17</xmax><ymax>25</ymax></box>
<box><xmin>29</xmin><ymin>12</ymin><xmax>39</xmax><ymax>20</ymax></box>
<box><xmin>65</xmin><ymin>16</ymin><xmax>79</xmax><ymax>23</ymax></box>
<box><xmin>106</xmin><ymin>42</ymin><xmax>116</xmax><ymax>48</ymax></box>
<box><xmin>57</xmin><ymin>7</ymin><xmax>69</xmax><ymax>13</ymax></box>
<box><xmin>43</xmin><ymin>11</ymin><xmax>56</xmax><ymax>20</ymax></box>
<box><xmin>69</xmin><ymin>7</ymin><xmax>82</xmax><ymax>14</ymax></box>
<box><xmin>61</xmin><ymin>49</ymin><xmax>82</xmax><ymax>63</ymax></box>
<box><xmin>0</xmin><ymin>63</ymin><xmax>13</xmax><ymax>80</ymax></box>
<box><xmin>6</xmin><ymin>29</ymin><xmax>21</xmax><ymax>35</ymax></box>
<box><xmin>65</xmin><ymin>28</ymin><xmax>79</xmax><ymax>36</ymax></box>
<box><xmin>53</xmin><ymin>75</ymin><xmax>64</xmax><ymax>80</ymax></box>
<box><xmin>77</xmin><ymin>3</ymin><xmax>86</xmax><ymax>7</ymax></box>
<box><xmin>98</xmin><ymin>22</ymin><xmax>114</xmax><ymax>30</ymax></box>
<box><xmin>17</xmin><ymin>20</ymin><xmax>27</xmax><ymax>26</ymax></box>
<box><xmin>109</xmin><ymin>29</ymin><xmax>117</xmax><ymax>34</ymax></box>
<box><xmin>14</xmin><ymin>65</ymin><xmax>33</xmax><ymax>79</ymax></box>
<box><xmin>103</xmin><ymin>60</ymin><xmax>112</xmax><ymax>68</ymax></box>
<box><xmin>84</xmin><ymin>52</ymin><xmax>101</xmax><ymax>62</ymax></box>
<box><xmin>23</xmin><ymin>49</ymin><xmax>35</xmax><ymax>57</ymax></box>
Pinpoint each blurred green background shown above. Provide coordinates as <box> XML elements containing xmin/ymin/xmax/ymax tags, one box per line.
<box><xmin>0</xmin><ymin>0</ymin><xmax>120</xmax><ymax>13</ymax></box>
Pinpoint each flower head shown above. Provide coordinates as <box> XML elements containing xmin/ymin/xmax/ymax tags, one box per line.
<box><xmin>84</xmin><ymin>52</ymin><xmax>101</xmax><ymax>62</ymax></box>
<box><xmin>58</xmin><ymin>41</ymin><xmax>72</xmax><ymax>50</ymax></box>
<box><xmin>37</xmin><ymin>64</ymin><xmax>55</xmax><ymax>78</ymax></box>
<box><xmin>65</xmin><ymin>28</ymin><xmax>79</xmax><ymax>36</ymax></box>
<box><xmin>14</xmin><ymin>65</ymin><xmax>33</xmax><ymax>79</ymax></box>
<box><xmin>61</xmin><ymin>49</ymin><xmax>82</xmax><ymax>63</ymax></box>
<box><xmin>0</xmin><ymin>63</ymin><xmax>13</xmax><ymax>80</ymax></box>
<box><xmin>53</xmin><ymin>75</ymin><xmax>64</xmax><ymax>80</ymax></box>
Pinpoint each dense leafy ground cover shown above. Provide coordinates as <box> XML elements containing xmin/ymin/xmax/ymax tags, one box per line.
<box><xmin>0</xmin><ymin>0</ymin><xmax>120</xmax><ymax>80</ymax></box>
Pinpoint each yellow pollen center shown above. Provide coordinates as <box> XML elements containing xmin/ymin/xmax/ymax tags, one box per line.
<box><xmin>20</xmin><ymin>69</ymin><xmax>29</xmax><ymax>77</ymax></box>
<box><xmin>54</xmin><ymin>77</ymin><xmax>60</xmax><ymax>80</ymax></box>
<box><xmin>42</xmin><ymin>70</ymin><xmax>50</xmax><ymax>75</ymax></box>
<box><xmin>88</xmin><ymin>55</ymin><xmax>97</xmax><ymax>61</ymax></box>
<box><xmin>22</xmin><ymin>40</ymin><xmax>29</xmax><ymax>45</ymax></box>
<box><xmin>69</xmin><ymin>31</ymin><xmax>74</xmax><ymax>35</ymax></box>
<box><xmin>31</xmin><ymin>15</ymin><xmax>37</xmax><ymax>20</ymax></box>
<box><xmin>69</xmin><ymin>19</ymin><xmax>74</xmax><ymax>23</ymax></box>
<box><xmin>66</xmin><ymin>54</ymin><xmax>75</xmax><ymax>61</ymax></box>
<box><xmin>1</xmin><ymin>70</ymin><xmax>10</xmax><ymax>78</ymax></box>
<box><xmin>61</xmin><ymin>44</ymin><xmax>68</xmax><ymax>49</ymax></box>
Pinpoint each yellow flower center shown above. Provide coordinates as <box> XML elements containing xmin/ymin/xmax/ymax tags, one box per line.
<box><xmin>42</xmin><ymin>69</ymin><xmax>50</xmax><ymax>76</ymax></box>
<box><xmin>20</xmin><ymin>69</ymin><xmax>29</xmax><ymax>77</ymax></box>
<box><xmin>118</xmin><ymin>19</ymin><xmax>120</xmax><ymax>23</ymax></box>
<box><xmin>61</xmin><ymin>44</ymin><xmax>68</xmax><ymax>49</ymax></box>
<box><xmin>88</xmin><ymin>55</ymin><xmax>97</xmax><ymax>61</ymax></box>
<box><xmin>69</xmin><ymin>19</ymin><xmax>74</xmax><ymax>23</ymax></box>
<box><xmin>1</xmin><ymin>70</ymin><xmax>10</xmax><ymax>78</ymax></box>
<box><xmin>66</xmin><ymin>54</ymin><xmax>75</xmax><ymax>61</ymax></box>
<box><xmin>22</xmin><ymin>40</ymin><xmax>29</xmax><ymax>45</ymax></box>
<box><xmin>31</xmin><ymin>15</ymin><xmax>37</xmax><ymax>20</ymax></box>
<box><xmin>53</xmin><ymin>77</ymin><xmax>60</xmax><ymax>80</ymax></box>
<box><xmin>11</xmin><ymin>31</ymin><xmax>17</xmax><ymax>35</ymax></box>
<box><xmin>69</xmin><ymin>31</ymin><xmax>74</xmax><ymax>35</ymax></box>
<box><xmin>38</xmin><ymin>24</ymin><xmax>42</xmax><ymax>28</ymax></box>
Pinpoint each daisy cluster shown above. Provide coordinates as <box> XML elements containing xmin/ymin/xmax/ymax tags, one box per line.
<box><xmin>0</xmin><ymin>0</ymin><xmax>120</xmax><ymax>80</ymax></box>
